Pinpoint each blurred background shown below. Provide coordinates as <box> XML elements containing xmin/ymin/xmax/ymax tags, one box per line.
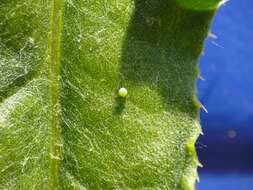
<box><xmin>196</xmin><ymin>0</ymin><xmax>253</xmax><ymax>189</ymax></box>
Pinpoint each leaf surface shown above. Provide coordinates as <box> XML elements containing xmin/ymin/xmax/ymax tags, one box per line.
<box><xmin>0</xmin><ymin>0</ymin><xmax>220</xmax><ymax>189</ymax></box>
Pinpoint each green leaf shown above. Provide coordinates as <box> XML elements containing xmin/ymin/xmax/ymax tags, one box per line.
<box><xmin>0</xmin><ymin>0</ymin><xmax>220</xmax><ymax>189</ymax></box>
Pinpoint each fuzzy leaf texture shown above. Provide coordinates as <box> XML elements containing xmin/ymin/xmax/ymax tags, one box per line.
<box><xmin>0</xmin><ymin>0</ymin><xmax>221</xmax><ymax>189</ymax></box>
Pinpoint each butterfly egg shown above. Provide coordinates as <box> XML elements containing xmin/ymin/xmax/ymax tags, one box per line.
<box><xmin>118</xmin><ymin>87</ymin><xmax>128</xmax><ymax>97</ymax></box>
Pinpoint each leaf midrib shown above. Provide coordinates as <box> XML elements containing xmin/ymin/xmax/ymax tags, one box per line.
<box><xmin>48</xmin><ymin>0</ymin><xmax>64</xmax><ymax>189</ymax></box>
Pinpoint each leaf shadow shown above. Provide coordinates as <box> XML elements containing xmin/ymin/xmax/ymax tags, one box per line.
<box><xmin>115</xmin><ymin>0</ymin><xmax>214</xmax><ymax>116</ymax></box>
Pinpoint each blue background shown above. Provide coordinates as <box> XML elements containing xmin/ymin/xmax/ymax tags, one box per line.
<box><xmin>196</xmin><ymin>0</ymin><xmax>253</xmax><ymax>189</ymax></box>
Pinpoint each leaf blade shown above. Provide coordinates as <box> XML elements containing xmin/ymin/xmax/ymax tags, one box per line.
<box><xmin>0</xmin><ymin>0</ymin><xmax>220</xmax><ymax>189</ymax></box>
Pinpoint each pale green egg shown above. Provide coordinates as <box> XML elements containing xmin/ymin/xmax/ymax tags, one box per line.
<box><xmin>118</xmin><ymin>87</ymin><xmax>128</xmax><ymax>97</ymax></box>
